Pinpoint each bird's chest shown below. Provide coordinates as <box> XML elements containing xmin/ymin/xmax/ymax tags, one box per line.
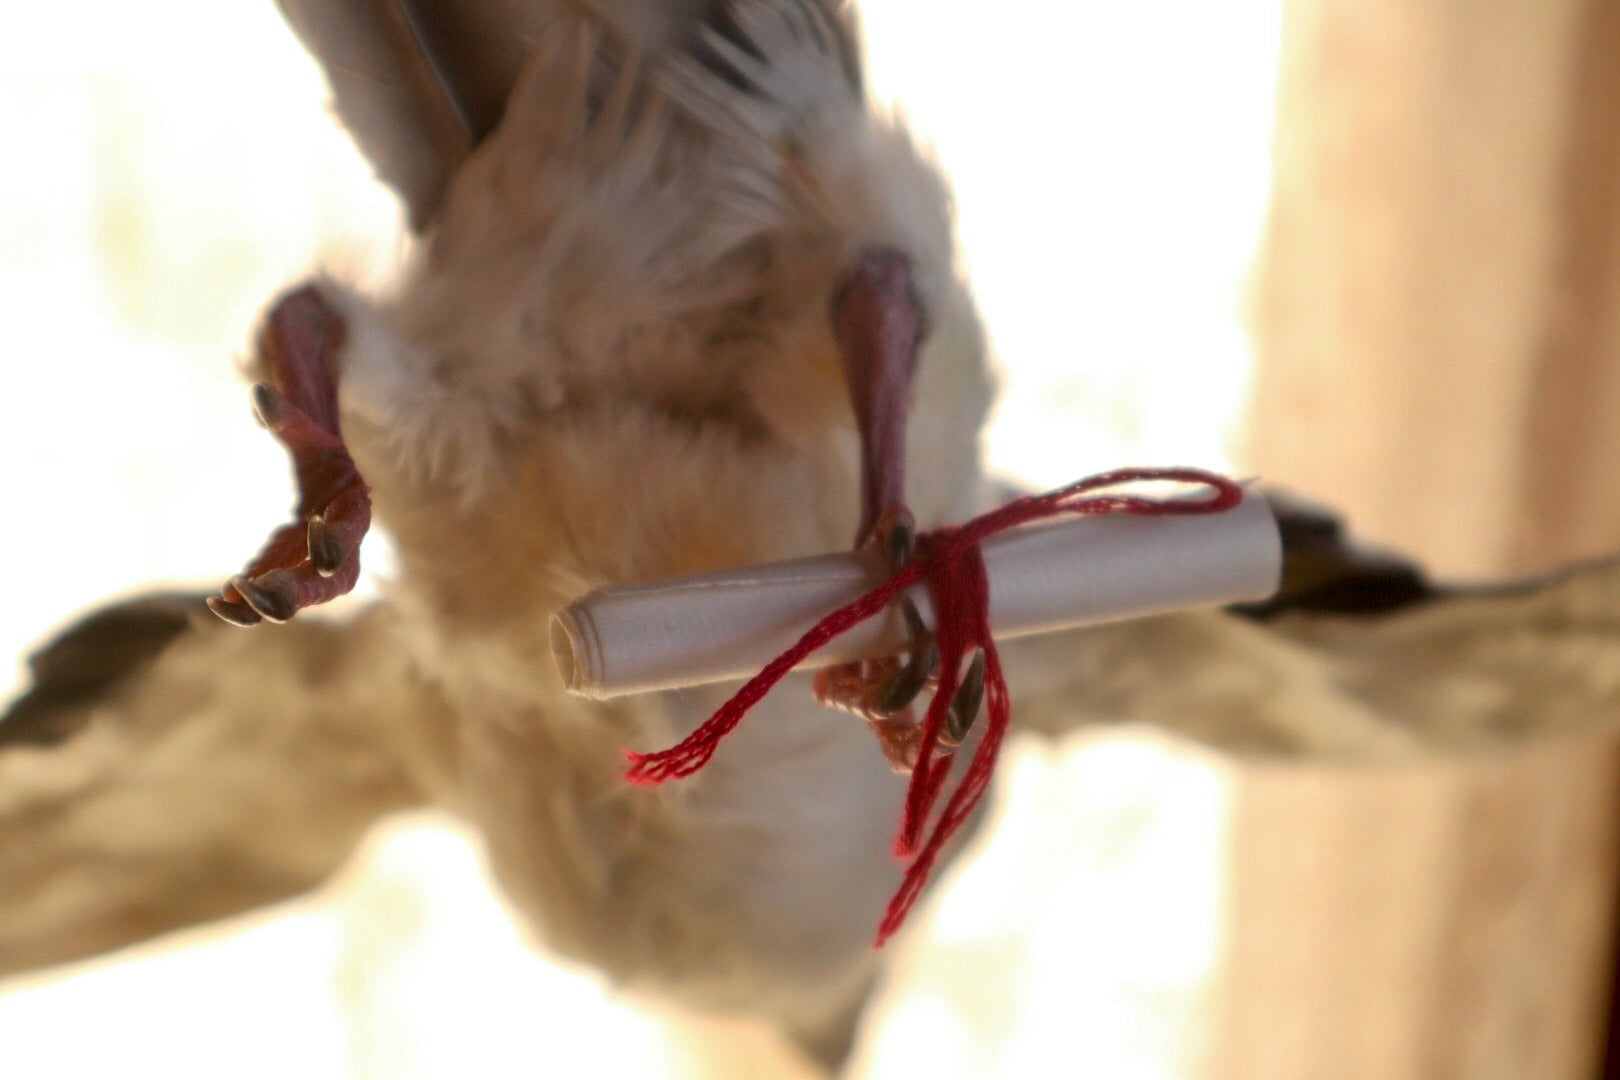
<box><xmin>438</xmin><ymin>666</ymin><xmax>904</xmax><ymax>1007</ymax></box>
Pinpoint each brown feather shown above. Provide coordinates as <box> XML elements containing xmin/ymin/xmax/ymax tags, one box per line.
<box><xmin>0</xmin><ymin>604</ymin><xmax>431</xmax><ymax>977</ymax></box>
<box><xmin>275</xmin><ymin>1</ymin><xmax>863</xmax><ymax>228</ymax></box>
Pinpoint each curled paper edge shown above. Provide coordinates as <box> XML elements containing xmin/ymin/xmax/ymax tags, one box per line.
<box><xmin>553</xmin><ymin>489</ymin><xmax>1282</xmax><ymax>699</ymax></box>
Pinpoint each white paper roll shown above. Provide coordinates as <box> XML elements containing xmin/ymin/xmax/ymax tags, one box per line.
<box><xmin>552</xmin><ymin>489</ymin><xmax>1281</xmax><ymax>698</ymax></box>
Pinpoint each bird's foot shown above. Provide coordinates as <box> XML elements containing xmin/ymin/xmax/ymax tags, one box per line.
<box><xmin>812</xmin><ymin>507</ymin><xmax>952</xmax><ymax>772</ymax></box>
<box><xmin>208</xmin><ymin>286</ymin><xmax>372</xmax><ymax>627</ymax></box>
<box><xmin>813</xmin><ymin>655</ymin><xmax>929</xmax><ymax>773</ymax></box>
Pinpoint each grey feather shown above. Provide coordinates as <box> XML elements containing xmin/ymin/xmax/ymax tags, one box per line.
<box><xmin>276</xmin><ymin>0</ymin><xmax>538</xmax><ymax>228</ymax></box>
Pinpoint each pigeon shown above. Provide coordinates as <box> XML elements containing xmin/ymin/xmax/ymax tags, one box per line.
<box><xmin>6</xmin><ymin>1</ymin><xmax>1620</xmax><ymax>1073</ymax></box>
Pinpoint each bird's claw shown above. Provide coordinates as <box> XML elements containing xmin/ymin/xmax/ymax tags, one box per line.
<box><xmin>228</xmin><ymin>572</ymin><xmax>299</xmax><ymax>624</ymax></box>
<box><xmin>941</xmin><ymin>650</ymin><xmax>985</xmax><ymax>747</ymax></box>
<box><xmin>210</xmin><ymin>286</ymin><xmax>372</xmax><ymax>627</ymax></box>
<box><xmin>307</xmin><ymin>515</ymin><xmax>346</xmax><ymax>577</ymax></box>
<box><xmin>883</xmin><ymin>509</ymin><xmax>916</xmax><ymax>570</ymax></box>
<box><xmin>813</xmin><ymin>506</ymin><xmax>956</xmax><ymax>771</ymax></box>
<box><xmin>874</xmin><ymin>625</ymin><xmax>937</xmax><ymax>717</ymax></box>
<box><xmin>205</xmin><ymin>595</ymin><xmax>262</xmax><ymax>628</ymax></box>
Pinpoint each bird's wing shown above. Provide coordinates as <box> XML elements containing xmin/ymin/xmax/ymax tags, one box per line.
<box><xmin>1005</xmin><ymin>510</ymin><xmax>1620</xmax><ymax>760</ymax></box>
<box><xmin>0</xmin><ymin>594</ymin><xmax>432</xmax><ymax>980</ymax></box>
<box><xmin>277</xmin><ymin>0</ymin><xmax>861</xmax><ymax>229</ymax></box>
<box><xmin>1259</xmin><ymin>553</ymin><xmax>1620</xmax><ymax>751</ymax></box>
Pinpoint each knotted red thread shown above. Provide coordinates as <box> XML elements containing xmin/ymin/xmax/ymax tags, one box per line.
<box><xmin>623</xmin><ymin>466</ymin><xmax>1245</xmax><ymax>945</ymax></box>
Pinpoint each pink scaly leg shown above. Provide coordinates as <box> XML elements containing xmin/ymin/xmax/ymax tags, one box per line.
<box><xmin>811</xmin><ymin>247</ymin><xmax>982</xmax><ymax>771</ymax></box>
<box><xmin>208</xmin><ymin>285</ymin><xmax>372</xmax><ymax>627</ymax></box>
<box><xmin>833</xmin><ymin>247</ymin><xmax>923</xmax><ymax>546</ymax></box>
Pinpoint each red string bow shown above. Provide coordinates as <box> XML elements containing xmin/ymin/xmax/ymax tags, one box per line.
<box><xmin>624</xmin><ymin>466</ymin><xmax>1244</xmax><ymax>945</ymax></box>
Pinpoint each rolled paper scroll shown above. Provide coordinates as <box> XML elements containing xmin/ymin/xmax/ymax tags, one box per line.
<box><xmin>553</xmin><ymin>488</ymin><xmax>1282</xmax><ymax>699</ymax></box>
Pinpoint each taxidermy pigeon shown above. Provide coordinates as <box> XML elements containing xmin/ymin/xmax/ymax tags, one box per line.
<box><xmin>7</xmin><ymin>0</ymin><xmax>1620</xmax><ymax>1072</ymax></box>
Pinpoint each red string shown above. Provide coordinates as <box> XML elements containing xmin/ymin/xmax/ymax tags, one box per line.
<box><xmin>623</xmin><ymin>466</ymin><xmax>1245</xmax><ymax>946</ymax></box>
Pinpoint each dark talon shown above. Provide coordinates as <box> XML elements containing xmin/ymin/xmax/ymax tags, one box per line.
<box><xmin>206</xmin><ymin>595</ymin><xmax>262</xmax><ymax>627</ymax></box>
<box><xmin>942</xmin><ymin>651</ymin><xmax>986</xmax><ymax>747</ymax></box>
<box><xmin>899</xmin><ymin>594</ymin><xmax>928</xmax><ymax>642</ymax></box>
<box><xmin>876</xmin><ymin>635</ymin><xmax>937</xmax><ymax>717</ymax></box>
<box><xmin>884</xmin><ymin>510</ymin><xmax>916</xmax><ymax>570</ymax></box>
<box><xmin>231</xmin><ymin>574</ymin><xmax>297</xmax><ymax>624</ymax></box>
<box><xmin>251</xmin><ymin>383</ymin><xmax>284</xmax><ymax>428</ymax></box>
<box><xmin>869</xmin><ymin>559</ymin><xmax>939</xmax><ymax>718</ymax></box>
<box><xmin>307</xmin><ymin>516</ymin><xmax>345</xmax><ymax>577</ymax></box>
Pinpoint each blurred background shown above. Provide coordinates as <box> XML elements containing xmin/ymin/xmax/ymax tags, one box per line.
<box><xmin>2</xmin><ymin>1</ymin><xmax>1617</xmax><ymax>1077</ymax></box>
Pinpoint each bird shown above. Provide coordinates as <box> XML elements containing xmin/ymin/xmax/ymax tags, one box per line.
<box><xmin>7</xmin><ymin>1</ymin><xmax>1620</xmax><ymax>1074</ymax></box>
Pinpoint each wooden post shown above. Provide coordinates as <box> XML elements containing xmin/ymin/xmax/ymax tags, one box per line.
<box><xmin>1214</xmin><ymin>740</ymin><xmax>1620</xmax><ymax>1080</ymax></box>
<box><xmin>1246</xmin><ymin>0</ymin><xmax>1620</xmax><ymax>579</ymax></box>
<box><xmin>1237</xmin><ymin>0</ymin><xmax>1620</xmax><ymax>1074</ymax></box>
